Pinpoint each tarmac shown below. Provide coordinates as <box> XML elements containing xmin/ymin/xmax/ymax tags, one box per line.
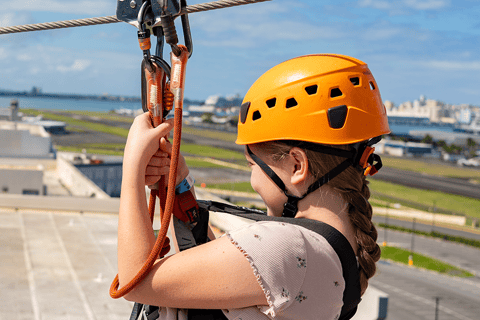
<box><xmin>0</xmin><ymin>189</ymin><xmax>236</xmax><ymax>320</ymax></box>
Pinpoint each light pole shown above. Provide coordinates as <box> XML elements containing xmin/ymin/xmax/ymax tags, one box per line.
<box><xmin>383</xmin><ymin>203</ymin><xmax>389</xmax><ymax>247</ymax></box>
<box><xmin>434</xmin><ymin>297</ymin><xmax>441</xmax><ymax>320</ymax></box>
<box><xmin>409</xmin><ymin>218</ymin><xmax>416</xmax><ymax>266</ymax></box>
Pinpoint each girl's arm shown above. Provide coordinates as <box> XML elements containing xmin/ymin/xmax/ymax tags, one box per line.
<box><xmin>117</xmin><ymin>113</ymin><xmax>266</xmax><ymax>309</ymax></box>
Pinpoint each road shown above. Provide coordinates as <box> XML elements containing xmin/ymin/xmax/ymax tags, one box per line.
<box><xmin>372</xmin><ymin>166</ymin><xmax>480</xmax><ymax>200</ymax></box>
<box><xmin>372</xmin><ymin>227</ymin><xmax>480</xmax><ymax>320</ymax></box>
<box><xmin>372</xmin><ymin>262</ymin><xmax>480</xmax><ymax>320</ymax></box>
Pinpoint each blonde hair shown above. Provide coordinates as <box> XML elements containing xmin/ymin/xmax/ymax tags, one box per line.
<box><xmin>254</xmin><ymin>141</ymin><xmax>380</xmax><ymax>296</ymax></box>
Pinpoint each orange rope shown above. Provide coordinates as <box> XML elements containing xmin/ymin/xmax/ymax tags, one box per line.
<box><xmin>109</xmin><ymin>46</ymin><xmax>188</xmax><ymax>299</ymax></box>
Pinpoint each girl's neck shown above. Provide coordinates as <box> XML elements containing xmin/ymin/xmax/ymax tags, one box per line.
<box><xmin>294</xmin><ymin>187</ymin><xmax>358</xmax><ymax>253</ymax></box>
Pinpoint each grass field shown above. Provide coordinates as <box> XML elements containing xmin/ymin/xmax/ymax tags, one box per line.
<box><xmin>382</xmin><ymin>156</ymin><xmax>480</xmax><ymax>182</ymax></box>
<box><xmin>381</xmin><ymin>246</ymin><xmax>474</xmax><ymax>277</ymax></box>
<box><xmin>56</xmin><ymin>143</ymin><xmax>125</xmax><ymax>156</ymax></box>
<box><xmin>369</xmin><ymin>179</ymin><xmax>480</xmax><ymax>219</ymax></box>
<box><xmin>180</xmin><ymin>143</ymin><xmax>245</xmax><ymax>161</ymax></box>
<box><xmin>22</xmin><ymin>109</ymin><xmax>130</xmax><ymax>138</ymax></box>
<box><xmin>200</xmin><ymin>181</ymin><xmax>255</xmax><ymax>193</ymax></box>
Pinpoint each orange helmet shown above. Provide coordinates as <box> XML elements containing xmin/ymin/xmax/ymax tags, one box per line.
<box><xmin>236</xmin><ymin>54</ymin><xmax>390</xmax><ymax>145</ymax></box>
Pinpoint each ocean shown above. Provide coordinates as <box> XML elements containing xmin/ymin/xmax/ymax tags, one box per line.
<box><xmin>0</xmin><ymin>96</ymin><xmax>142</xmax><ymax>113</ymax></box>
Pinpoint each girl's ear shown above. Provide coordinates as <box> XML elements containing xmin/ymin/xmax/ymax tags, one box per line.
<box><xmin>288</xmin><ymin>147</ymin><xmax>309</xmax><ymax>186</ymax></box>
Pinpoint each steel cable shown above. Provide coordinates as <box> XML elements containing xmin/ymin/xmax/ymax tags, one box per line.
<box><xmin>0</xmin><ymin>0</ymin><xmax>270</xmax><ymax>35</ymax></box>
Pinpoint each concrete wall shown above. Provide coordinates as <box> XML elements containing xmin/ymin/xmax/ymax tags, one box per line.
<box><xmin>0</xmin><ymin>121</ymin><xmax>53</xmax><ymax>158</ymax></box>
<box><xmin>0</xmin><ymin>169</ymin><xmax>44</xmax><ymax>195</ymax></box>
<box><xmin>374</xmin><ymin>207</ymin><xmax>466</xmax><ymax>226</ymax></box>
<box><xmin>56</xmin><ymin>156</ymin><xmax>110</xmax><ymax>199</ymax></box>
<box><xmin>75</xmin><ymin>163</ymin><xmax>123</xmax><ymax>197</ymax></box>
<box><xmin>351</xmin><ymin>286</ymin><xmax>388</xmax><ymax>320</ymax></box>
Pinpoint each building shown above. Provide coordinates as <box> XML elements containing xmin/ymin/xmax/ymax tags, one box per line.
<box><xmin>0</xmin><ymin>120</ymin><xmax>55</xmax><ymax>158</ymax></box>
<box><xmin>376</xmin><ymin>139</ymin><xmax>433</xmax><ymax>157</ymax></box>
<box><xmin>0</xmin><ymin>165</ymin><xmax>45</xmax><ymax>195</ymax></box>
<box><xmin>0</xmin><ymin>99</ymin><xmax>20</xmax><ymax>121</ymax></box>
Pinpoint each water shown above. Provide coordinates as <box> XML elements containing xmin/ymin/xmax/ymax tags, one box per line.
<box><xmin>0</xmin><ymin>96</ymin><xmax>142</xmax><ymax>113</ymax></box>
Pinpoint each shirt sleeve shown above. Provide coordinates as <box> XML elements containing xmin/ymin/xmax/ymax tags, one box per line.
<box><xmin>226</xmin><ymin>221</ymin><xmax>310</xmax><ymax>318</ymax></box>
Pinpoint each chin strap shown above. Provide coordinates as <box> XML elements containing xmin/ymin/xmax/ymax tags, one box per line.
<box><xmin>246</xmin><ymin>137</ymin><xmax>384</xmax><ymax>218</ymax></box>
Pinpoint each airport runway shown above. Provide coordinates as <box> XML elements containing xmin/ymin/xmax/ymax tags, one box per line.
<box><xmin>372</xmin><ymin>166</ymin><xmax>480</xmax><ymax>199</ymax></box>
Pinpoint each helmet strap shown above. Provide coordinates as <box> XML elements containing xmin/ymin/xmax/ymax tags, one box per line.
<box><xmin>247</xmin><ymin>146</ymin><xmax>353</xmax><ymax>218</ymax></box>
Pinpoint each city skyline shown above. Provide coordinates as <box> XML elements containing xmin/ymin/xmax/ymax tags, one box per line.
<box><xmin>0</xmin><ymin>0</ymin><xmax>479</xmax><ymax>106</ymax></box>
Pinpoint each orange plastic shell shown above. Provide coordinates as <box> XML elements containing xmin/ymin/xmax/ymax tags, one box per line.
<box><xmin>236</xmin><ymin>54</ymin><xmax>390</xmax><ymax>146</ymax></box>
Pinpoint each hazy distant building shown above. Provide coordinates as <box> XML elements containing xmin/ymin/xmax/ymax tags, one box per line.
<box><xmin>0</xmin><ymin>99</ymin><xmax>20</xmax><ymax>121</ymax></box>
<box><xmin>0</xmin><ymin>166</ymin><xmax>45</xmax><ymax>195</ymax></box>
<box><xmin>0</xmin><ymin>120</ymin><xmax>55</xmax><ymax>158</ymax></box>
<box><xmin>385</xmin><ymin>95</ymin><xmax>450</xmax><ymax>123</ymax></box>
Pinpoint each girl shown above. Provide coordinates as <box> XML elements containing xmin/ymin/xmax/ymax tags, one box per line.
<box><xmin>116</xmin><ymin>54</ymin><xmax>390</xmax><ymax>319</ymax></box>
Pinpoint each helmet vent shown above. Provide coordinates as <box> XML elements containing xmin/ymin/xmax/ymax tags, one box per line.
<box><xmin>330</xmin><ymin>88</ymin><xmax>343</xmax><ymax>98</ymax></box>
<box><xmin>252</xmin><ymin>110</ymin><xmax>262</xmax><ymax>121</ymax></box>
<box><xmin>327</xmin><ymin>105</ymin><xmax>348</xmax><ymax>129</ymax></box>
<box><xmin>286</xmin><ymin>98</ymin><xmax>298</xmax><ymax>109</ymax></box>
<box><xmin>266</xmin><ymin>98</ymin><xmax>276</xmax><ymax>108</ymax></box>
<box><xmin>305</xmin><ymin>85</ymin><xmax>318</xmax><ymax>95</ymax></box>
<box><xmin>350</xmin><ymin>77</ymin><xmax>360</xmax><ymax>86</ymax></box>
<box><xmin>240</xmin><ymin>102</ymin><xmax>250</xmax><ymax>124</ymax></box>
<box><xmin>369</xmin><ymin>82</ymin><xmax>376</xmax><ymax>90</ymax></box>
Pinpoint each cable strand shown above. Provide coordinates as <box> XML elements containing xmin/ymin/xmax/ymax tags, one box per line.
<box><xmin>0</xmin><ymin>0</ymin><xmax>270</xmax><ymax>35</ymax></box>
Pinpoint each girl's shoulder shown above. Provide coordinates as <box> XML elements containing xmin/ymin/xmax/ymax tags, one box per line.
<box><xmin>224</xmin><ymin>220</ymin><xmax>345</xmax><ymax>319</ymax></box>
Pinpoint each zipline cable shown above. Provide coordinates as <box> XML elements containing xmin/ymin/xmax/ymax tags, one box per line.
<box><xmin>0</xmin><ymin>0</ymin><xmax>270</xmax><ymax>35</ymax></box>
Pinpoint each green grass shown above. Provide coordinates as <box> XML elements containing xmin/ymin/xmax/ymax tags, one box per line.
<box><xmin>382</xmin><ymin>156</ymin><xmax>480</xmax><ymax>182</ymax></box>
<box><xmin>180</xmin><ymin>143</ymin><xmax>245</xmax><ymax>160</ymax></box>
<box><xmin>61</xmin><ymin>110</ymin><xmax>135</xmax><ymax>123</ymax></box>
<box><xmin>57</xmin><ymin>146</ymin><xmax>124</xmax><ymax>156</ymax></box>
<box><xmin>378</xmin><ymin>223</ymin><xmax>480</xmax><ymax>249</ymax></box>
<box><xmin>182</xmin><ymin>126</ymin><xmax>237</xmax><ymax>143</ymax></box>
<box><xmin>381</xmin><ymin>246</ymin><xmax>474</xmax><ymax>277</ymax></box>
<box><xmin>199</xmin><ymin>181</ymin><xmax>255</xmax><ymax>193</ymax></box>
<box><xmin>21</xmin><ymin>109</ymin><xmax>129</xmax><ymax>137</ymax></box>
<box><xmin>184</xmin><ymin>157</ymin><xmax>227</xmax><ymax>168</ymax></box>
<box><xmin>369</xmin><ymin>179</ymin><xmax>480</xmax><ymax>219</ymax></box>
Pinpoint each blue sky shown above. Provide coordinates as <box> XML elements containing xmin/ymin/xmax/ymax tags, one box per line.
<box><xmin>0</xmin><ymin>0</ymin><xmax>479</xmax><ymax>106</ymax></box>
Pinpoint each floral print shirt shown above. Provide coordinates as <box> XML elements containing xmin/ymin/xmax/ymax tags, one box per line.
<box><xmin>223</xmin><ymin>221</ymin><xmax>345</xmax><ymax>320</ymax></box>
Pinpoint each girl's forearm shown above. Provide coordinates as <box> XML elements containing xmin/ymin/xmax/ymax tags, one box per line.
<box><xmin>117</xmin><ymin>163</ymin><xmax>157</xmax><ymax>284</ymax></box>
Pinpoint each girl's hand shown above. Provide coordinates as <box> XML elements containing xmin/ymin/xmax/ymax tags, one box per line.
<box><xmin>123</xmin><ymin>113</ymin><xmax>174</xmax><ymax>175</ymax></box>
<box><xmin>145</xmin><ymin>137</ymin><xmax>189</xmax><ymax>186</ymax></box>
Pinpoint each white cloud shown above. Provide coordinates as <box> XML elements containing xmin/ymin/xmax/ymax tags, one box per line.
<box><xmin>403</xmin><ymin>0</ymin><xmax>450</xmax><ymax>10</ymax></box>
<box><xmin>190</xmin><ymin>2</ymin><xmax>348</xmax><ymax>48</ymax></box>
<box><xmin>358</xmin><ymin>0</ymin><xmax>393</xmax><ymax>10</ymax></box>
<box><xmin>423</xmin><ymin>60</ymin><xmax>480</xmax><ymax>71</ymax></box>
<box><xmin>359</xmin><ymin>0</ymin><xmax>450</xmax><ymax>11</ymax></box>
<box><xmin>56</xmin><ymin>59</ymin><xmax>92</xmax><ymax>73</ymax></box>
<box><xmin>3</xmin><ymin>0</ymin><xmax>114</xmax><ymax>16</ymax></box>
<box><xmin>0</xmin><ymin>48</ymin><xmax>8</xmax><ymax>60</ymax></box>
<box><xmin>0</xmin><ymin>12</ymin><xmax>32</xmax><ymax>27</ymax></box>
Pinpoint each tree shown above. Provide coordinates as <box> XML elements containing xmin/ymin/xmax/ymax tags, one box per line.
<box><xmin>201</xmin><ymin>113</ymin><xmax>214</xmax><ymax>124</ymax></box>
<box><xmin>421</xmin><ymin>134</ymin><xmax>433</xmax><ymax>144</ymax></box>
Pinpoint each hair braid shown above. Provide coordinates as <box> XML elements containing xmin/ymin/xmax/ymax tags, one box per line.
<box><xmin>342</xmin><ymin>175</ymin><xmax>381</xmax><ymax>295</ymax></box>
